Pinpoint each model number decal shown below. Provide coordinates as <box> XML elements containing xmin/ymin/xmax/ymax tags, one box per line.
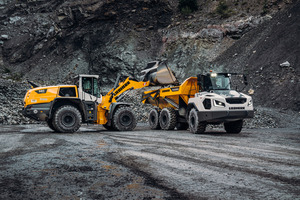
<box><xmin>114</xmin><ymin>81</ymin><xmax>130</xmax><ymax>95</ymax></box>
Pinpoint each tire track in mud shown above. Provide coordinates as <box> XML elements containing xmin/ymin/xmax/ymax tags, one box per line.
<box><xmin>107</xmin><ymin>129</ymin><xmax>300</xmax><ymax>199</ymax></box>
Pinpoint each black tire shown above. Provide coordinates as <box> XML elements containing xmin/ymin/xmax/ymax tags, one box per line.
<box><xmin>52</xmin><ymin>105</ymin><xmax>82</xmax><ymax>133</ymax></box>
<box><xmin>103</xmin><ymin>124</ymin><xmax>115</xmax><ymax>131</ymax></box>
<box><xmin>159</xmin><ymin>107</ymin><xmax>177</xmax><ymax>130</ymax></box>
<box><xmin>112</xmin><ymin>106</ymin><xmax>137</xmax><ymax>131</ymax></box>
<box><xmin>176</xmin><ymin>122</ymin><xmax>189</xmax><ymax>130</ymax></box>
<box><xmin>188</xmin><ymin>108</ymin><xmax>206</xmax><ymax>134</ymax></box>
<box><xmin>224</xmin><ymin>120</ymin><xmax>243</xmax><ymax>133</ymax></box>
<box><xmin>148</xmin><ymin>108</ymin><xmax>161</xmax><ymax>130</ymax></box>
<box><xmin>46</xmin><ymin>118</ymin><xmax>57</xmax><ymax>132</ymax></box>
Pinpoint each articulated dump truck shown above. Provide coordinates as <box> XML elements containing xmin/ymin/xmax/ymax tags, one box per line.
<box><xmin>141</xmin><ymin>62</ymin><xmax>254</xmax><ymax>134</ymax></box>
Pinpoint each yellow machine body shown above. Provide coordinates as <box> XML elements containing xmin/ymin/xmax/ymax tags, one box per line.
<box><xmin>142</xmin><ymin>77</ymin><xmax>199</xmax><ymax>110</ymax></box>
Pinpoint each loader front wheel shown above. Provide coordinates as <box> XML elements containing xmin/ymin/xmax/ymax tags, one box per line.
<box><xmin>103</xmin><ymin>124</ymin><xmax>115</xmax><ymax>131</ymax></box>
<box><xmin>149</xmin><ymin>108</ymin><xmax>161</xmax><ymax>130</ymax></box>
<box><xmin>112</xmin><ymin>106</ymin><xmax>137</xmax><ymax>131</ymax></box>
<box><xmin>189</xmin><ymin>108</ymin><xmax>206</xmax><ymax>134</ymax></box>
<box><xmin>52</xmin><ymin>105</ymin><xmax>82</xmax><ymax>133</ymax></box>
<box><xmin>159</xmin><ymin>107</ymin><xmax>177</xmax><ymax>130</ymax></box>
<box><xmin>224</xmin><ymin>120</ymin><xmax>243</xmax><ymax>133</ymax></box>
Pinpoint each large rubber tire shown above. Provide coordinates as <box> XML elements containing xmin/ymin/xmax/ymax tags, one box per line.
<box><xmin>112</xmin><ymin>106</ymin><xmax>137</xmax><ymax>131</ymax></box>
<box><xmin>159</xmin><ymin>107</ymin><xmax>177</xmax><ymax>130</ymax></box>
<box><xmin>148</xmin><ymin>108</ymin><xmax>161</xmax><ymax>130</ymax></box>
<box><xmin>188</xmin><ymin>108</ymin><xmax>206</xmax><ymax>134</ymax></box>
<box><xmin>52</xmin><ymin>105</ymin><xmax>82</xmax><ymax>133</ymax></box>
<box><xmin>46</xmin><ymin>118</ymin><xmax>57</xmax><ymax>132</ymax></box>
<box><xmin>103</xmin><ymin>124</ymin><xmax>115</xmax><ymax>131</ymax></box>
<box><xmin>224</xmin><ymin>120</ymin><xmax>243</xmax><ymax>133</ymax></box>
<box><xmin>176</xmin><ymin>122</ymin><xmax>189</xmax><ymax>130</ymax></box>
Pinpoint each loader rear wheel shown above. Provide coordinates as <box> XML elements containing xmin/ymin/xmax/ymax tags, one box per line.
<box><xmin>46</xmin><ymin>118</ymin><xmax>57</xmax><ymax>132</ymax></box>
<box><xmin>112</xmin><ymin>106</ymin><xmax>137</xmax><ymax>131</ymax></box>
<box><xmin>159</xmin><ymin>107</ymin><xmax>177</xmax><ymax>130</ymax></box>
<box><xmin>149</xmin><ymin>108</ymin><xmax>161</xmax><ymax>130</ymax></box>
<box><xmin>52</xmin><ymin>105</ymin><xmax>82</xmax><ymax>133</ymax></box>
<box><xmin>189</xmin><ymin>108</ymin><xmax>206</xmax><ymax>134</ymax></box>
<box><xmin>224</xmin><ymin>120</ymin><xmax>243</xmax><ymax>133</ymax></box>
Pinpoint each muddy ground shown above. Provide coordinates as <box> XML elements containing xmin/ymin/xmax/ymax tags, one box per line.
<box><xmin>0</xmin><ymin>124</ymin><xmax>299</xmax><ymax>200</ymax></box>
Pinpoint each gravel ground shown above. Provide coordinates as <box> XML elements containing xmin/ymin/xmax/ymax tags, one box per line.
<box><xmin>0</xmin><ymin>124</ymin><xmax>299</xmax><ymax>200</ymax></box>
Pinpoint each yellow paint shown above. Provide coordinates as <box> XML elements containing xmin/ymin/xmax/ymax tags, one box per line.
<box><xmin>24</xmin><ymin>77</ymin><xmax>150</xmax><ymax>126</ymax></box>
<box><xmin>142</xmin><ymin>77</ymin><xmax>199</xmax><ymax>109</ymax></box>
<box><xmin>24</xmin><ymin>85</ymin><xmax>78</xmax><ymax>107</ymax></box>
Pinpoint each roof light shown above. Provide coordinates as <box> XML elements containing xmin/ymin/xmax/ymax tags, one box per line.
<box><xmin>211</xmin><ymin>73</ymin><xmax>217</xmax><ymax>77</ymax></box>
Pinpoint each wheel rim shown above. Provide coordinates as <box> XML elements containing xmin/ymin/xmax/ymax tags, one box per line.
<box><xmin>190</xmin><ymin>115</ymin><xmax>195</xmax><ymax>127</ymax></box>
<box><xmin>162</xmin><ymin>114</ymin><xmax>167</xmax><ymax>125</ymax></box>
<box><xmin>62</xmin><ymin>113</ymin><xmax>76</xmax><ymax>127</ymax></box>
<box><xmin>120</xmin><ymin>114</ymin><xmax>132</xmax><ymax>126</ymax></box>
<box><xmin>150</xmin><ymin>114</ymin><xmax>156</xmax><ymax>124</ymax></box>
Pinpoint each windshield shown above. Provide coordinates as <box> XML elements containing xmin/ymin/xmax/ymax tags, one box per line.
<box><xmin>210</xmin><ymin>74</ymin><xmax>230</xmax><ymax>90</ymax></box>
<box><xmin>82</xmin><ymin>77</ymin><xmax>101</xmax><ymax>97</ymax></box>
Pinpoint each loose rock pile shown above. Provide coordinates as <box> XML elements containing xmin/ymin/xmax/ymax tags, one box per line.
<box><xmin>0</xmin><ymin>78</ymin><xmax>35</xmax><ymax>125</ymax></box>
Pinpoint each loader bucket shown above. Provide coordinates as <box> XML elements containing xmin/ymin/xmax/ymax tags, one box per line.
<box><xmin>140</xmin><ymin>61</ymin><xmax>178</xmax><ymax>86</ymax></box>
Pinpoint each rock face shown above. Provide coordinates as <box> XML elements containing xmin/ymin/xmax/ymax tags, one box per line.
<box><xmin>0</xmin><ymin>0</ymin><xmax>173</xmax><ymax>84</ymax></box>
<box><xmin>213</xmin><ymin>1</ymin><xmax>300</xmax><ymax>111</ymax></box>
<box><xmin>0</xmin><ymin>0</ymin><xmax>299</xmax><ymax>125</ymax></box>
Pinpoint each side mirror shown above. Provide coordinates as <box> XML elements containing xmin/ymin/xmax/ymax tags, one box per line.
<box><xmin>243</xmin><ymin>75</ymin><xmax>248</xmax><ymax>85</ymax></box>
<box><xmin>248</xmin><ymin>89</ymin><xmax>254</xmax><ymax>95</ymax></box>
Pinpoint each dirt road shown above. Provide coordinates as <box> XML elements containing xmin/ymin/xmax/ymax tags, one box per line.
<box><xmin>0</xmin><ymin>124</ymin><xmax>299</xmax><ymax>200</ymax></box>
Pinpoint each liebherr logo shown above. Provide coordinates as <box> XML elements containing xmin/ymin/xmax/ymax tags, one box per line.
<box><xmin>114</xmin><ymin>81</ymin><xmax>130</xmax><ymax>95</ymax></box>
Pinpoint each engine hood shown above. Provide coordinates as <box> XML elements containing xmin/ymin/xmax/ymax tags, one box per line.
<box><xmin>201</xmin><ymin>90</ymin><xmax>249</xmax><ymax>99</ymax></box>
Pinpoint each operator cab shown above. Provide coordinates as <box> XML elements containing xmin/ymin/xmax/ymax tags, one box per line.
<box><xmin>78</xmin><ymin>75</ymin><xmax>102</xmax><ymax>104</ymax></box>
<box><xmin>197</xmin><ymin>72</ymin><xmax>249</xmax><ymax>93</ymax></box>
<box><xmin>198</xmin><ymin>73</ymin><xmax>236</xmax><ymax>92</ymax></box>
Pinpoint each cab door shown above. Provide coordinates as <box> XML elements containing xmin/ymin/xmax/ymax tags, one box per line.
<box><xmin>78</xmin><ymin>76</ymin><xmax>102</xmax><ymax>104</ymax></box>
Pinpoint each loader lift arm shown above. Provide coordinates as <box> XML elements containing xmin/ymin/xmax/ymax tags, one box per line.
<box><xmin>100</xmin><ymin>76</ymin><xmax>150</xmax><ymax>110</ymax></box>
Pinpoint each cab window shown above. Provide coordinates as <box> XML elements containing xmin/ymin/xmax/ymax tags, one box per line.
<box><xmin>82</xmin><ymin>77</ymin><xmax>100</xmax><ymax>97</ymax></box>
<box><xmin>59</xmin><ymin>87</ymin><xmax>76</xmax><ymax>97</ymax></box>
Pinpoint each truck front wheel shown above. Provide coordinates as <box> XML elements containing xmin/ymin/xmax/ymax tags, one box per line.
<box><xmin>189</xmin><ymin>108</ymin><xmax>206</xmax><ymax>134</ymax></box>
<box><xmin>224</xmin><ymin>120</ymin><xmax>243</xmax><ymax>133</ymax></box>
<box><xmin>176</xmin><ymin>122</ymin><xmax>189</xmax><ymax>130</ymax></box>
<box><xmin>112</xmin><ymin>106</ymin><xmax>137</xmax><ymax>131</ymax></box>
<box><xmin>52</xmin><ymin>105</ymin><xmax>82</xmax><ymax>133</ymax></box>
<box><xmin>149</xmin><ymin>108</ymin><xmax>161</xmax><ymax>130</ymax></box>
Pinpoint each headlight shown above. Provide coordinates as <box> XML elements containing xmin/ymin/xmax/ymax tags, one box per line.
<box><xmin>247</xmin><ymin>99</ymin><xmax>253</xmax><ymax>107</ymax></box>
<box><xmin>214</xmin><ymin>100</ymin><xmax>225</xmax><ymax>107</ymax></box>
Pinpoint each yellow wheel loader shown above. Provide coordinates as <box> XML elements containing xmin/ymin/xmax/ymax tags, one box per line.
<box><xmin>141</xmin><ymin>63</ymin><xmax>254</xmax><ymax>134</ymax></box>
<box><xmin>22</xmin><ymin>61</ymin><xmax>177</xmax><ymax>133</ymax></box>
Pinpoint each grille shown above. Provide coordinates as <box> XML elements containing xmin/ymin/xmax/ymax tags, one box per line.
<box><xmin>226</xmin><ymin>98</ymin><xmax>247</xmax><ymax>104</ymax></box>
<box><xmin>203</xmin><ymin>99</ymin><xmax>211</xmax><ymax>109</ymax></box>
<box><xmin>229</xmin><ymin>107</ymin><xmax>245</xmax><ymax>110</ymax></box>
